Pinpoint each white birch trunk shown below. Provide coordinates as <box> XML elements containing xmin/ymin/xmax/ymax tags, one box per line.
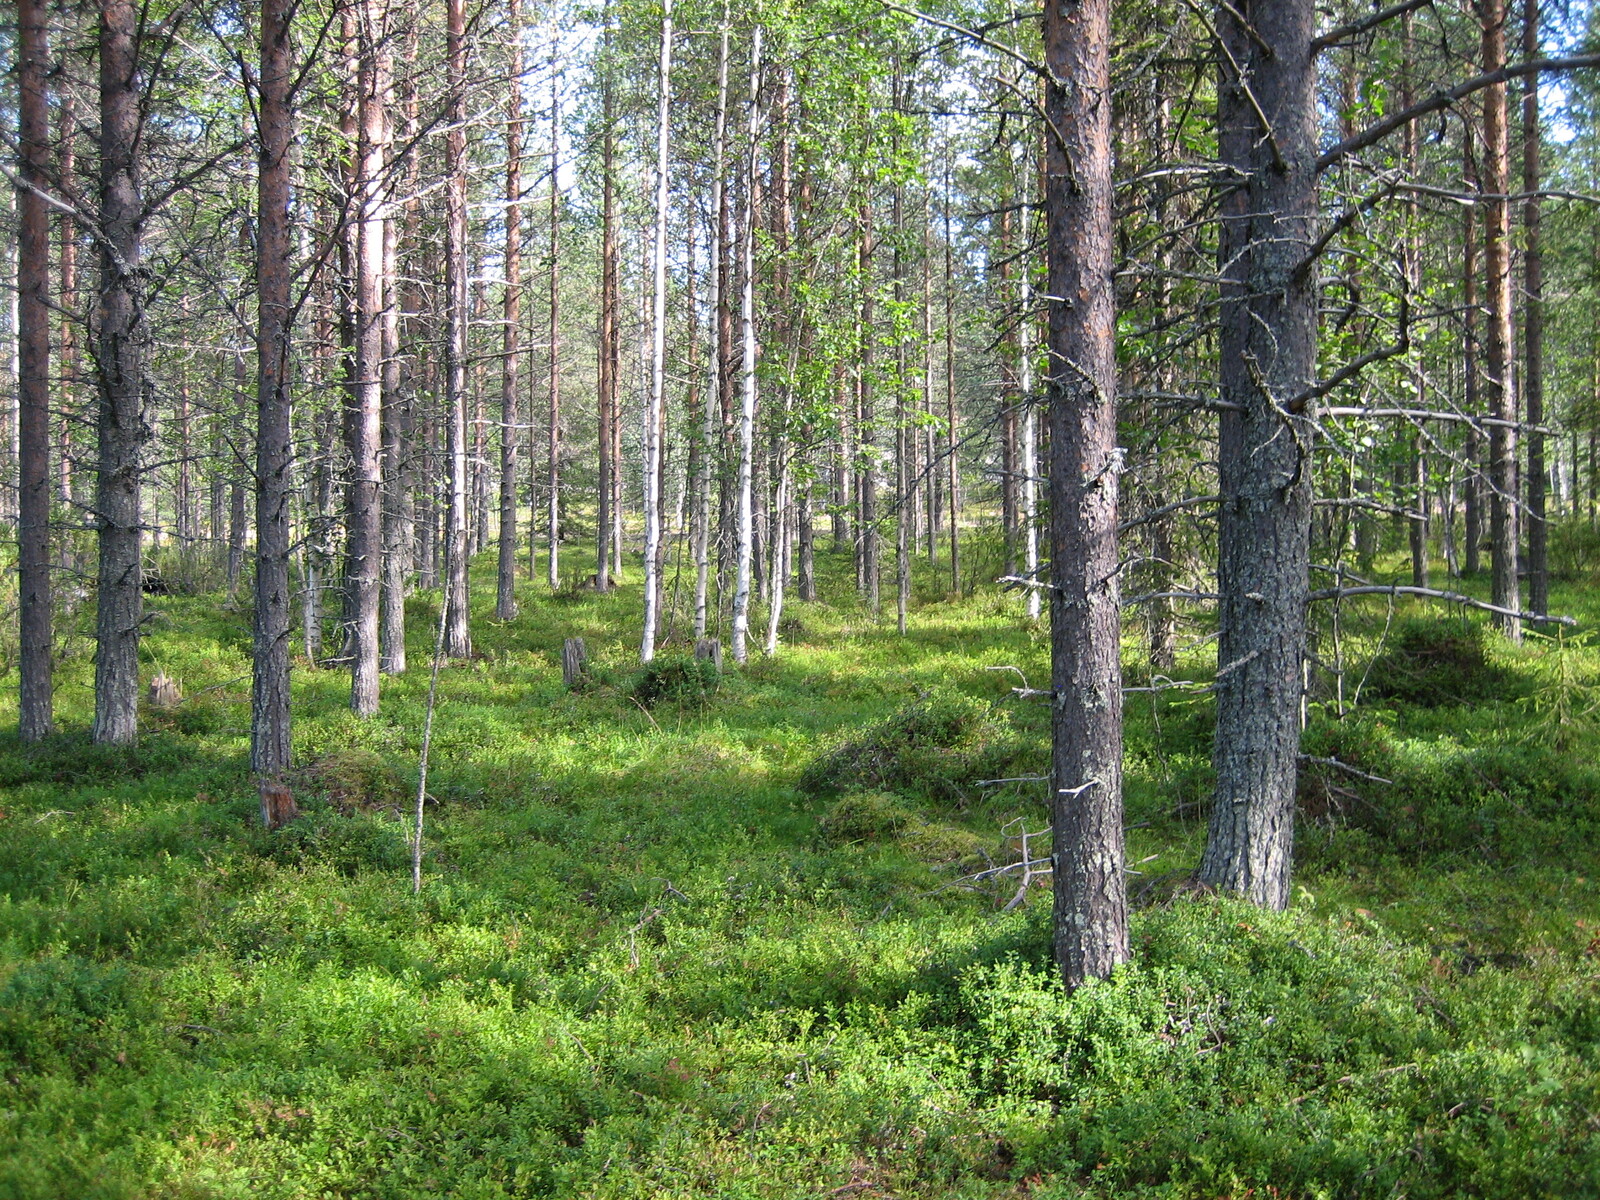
<box><xmin>1020</xmin><ymin>272</ymin><xmax>1040</xmax><ymax>621</ymax></box>
<box><xmin>693</xmin><ymin>2</ymin><xmax>731</xmax><ymax>641</ymax></box>
<box><xmin>730</xmin><ymin>25</ymin><xmax>763</xmax><ymax>664</ymax></box>
<box><xmin>641</xmin><ymin>0</ymin><xmax>673</xmax><ymax>661</ymax></box>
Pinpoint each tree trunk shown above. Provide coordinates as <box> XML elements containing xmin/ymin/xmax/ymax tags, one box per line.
<box><xmin>93</xmin><ymin>0</ymin><xmax>147</xmax><ymax>747</ymax></box>
<box><xmin>730</xmin><ymin>26</ymin><xmax>763</xmax><ymax>664</ymax></box>
<box><xmin>944</xmin><ymin>148</ymin><xmax>960</xmax><ymax>593</ymax></box>
<box><xmin>17</xmin><ymin>0</ymin><xmax>54</xmax><ymax>741</ymax></box>
<box><xmin>1043</xmin><ymin>0</ymin><xmax>1126</xmax><ymax>988</ymax></box>
<box><xmin>1019</xmin><ymin>224</ymin><xmax>1040</xmax><ymax>622</ymax></box>
<box><xmin>857</xmin><ymin>194</ymin><xmax>879</xmax><ymax>612</ymax></box>
<box><xmin>443</xmin><ymin>0</ymin><xmax>473</xmax><ymax>658</ymax></box>
<box><xmin>694</xmin><ymin>5</ymin><xmax>730</xmax><ymax>639</ymax></box>
<box><xmin>546</xmin><ymin>39</ymin><xmax>562</xmax><ymax>593</ymax></box>
<box><xmin>1402</xmin><ymin>16</ymin><xmax>1429</xmax><ymax>590</ymax></box>
<box><xmin>347</xmin><ymin>0</ymin><xmax>388</xmax><ymax>713</ymax></box>
<box><xmin>596</xmin><ymin>3</ymin><xmax>618</xmax><ymax>592</ymax></box>
<box><xmin>496</xmin><ymin>0</ymin><xmax>525</xmax><ymax>623</ymax></box>
<box><xmin>379</xmin><ymin>119</ymin><xmax>408</xmax><ymax>672</ymax></box>
<box><xmin>1522</xmin><ymin>0</ymin><xmax>1546</xmax><ymax>618</ymax></box>
<box><xmin>1199</xmin><ymin>0</ymin><xmax>1318</xmax><ymax>911</ymax></box>
<box><xmin>1462</xmin><ymin>131</ymin><xmax>1482</xmax><ymax>578</ymax></box>
<box><xmin>57</xmin><ymin>93</ymin><xmax>79</xmax><ymax>517</ymax></box>
<box><xmin>892</xmin><ymin>81</ymin><xmax>910</xmax><ymax>636</ymax></box>
<box><xmin>1481</xmin><ymin>0</ymin><xmax>1521</xmax><ymax>640</ymax></box>
<box><xmin>641</xmin><ymin>0</ymin><xmax>674</xmax><ymax>662</ymax></box>
<box><xmin>252</xmin><ymin>0</ymin><xmax>295</xmax><ymax>778</ymax></box>
<box><xmin>999</xmin><ymin>203</ymin><xmax>1019</xmax><ymax>580</ymax></box>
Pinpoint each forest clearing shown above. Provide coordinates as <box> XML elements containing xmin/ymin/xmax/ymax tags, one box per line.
<box><xmin>6</xmin><ymin>0</ymin><xmax>1600</xmax><ymax>1193</ymax></box>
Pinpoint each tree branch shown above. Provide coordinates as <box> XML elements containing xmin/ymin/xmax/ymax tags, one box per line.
<box><xmin>1306</xmin><ymin>585</ymin><xmax>1575</xmax><ymax>626</ymax></box>
<box><xmin>1319</xmin><ymin>55</ymin><xmax>1600</xmax><ymax>172</ymax></box>
<box><xmin>1311</xmin><ymin>0</ymin><xmax>1436</xmax><ymax>53</ymax></box>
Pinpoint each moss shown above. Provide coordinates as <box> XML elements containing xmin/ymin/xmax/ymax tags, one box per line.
<box><xmin>798</xmin><ymin>689</ymin><xmax>1022</xmax><ymax>802</ymax></box>
<box><xmin>898</xmin><ymin>819</ymin><xmax>989</xmax><ymax>868</ymax></box>
<box><xmin>817</xmin><ymin>791</ymin><xmax>915</xmax><ymax>844</ymax></box>
<box><xmin>1365</xmin><ymin>617</ymin><xmax>1518</xmax><ymax>707</ymax></box>
<box><xmin>300</xmin><ymin>748</ymin><xmax>405</xmax><ymax>813</ymax></box>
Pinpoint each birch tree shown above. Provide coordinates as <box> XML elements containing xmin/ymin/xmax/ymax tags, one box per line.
<box><xmin>731</xmin><ymin>24</ymin><xmax>763</xmax><ymax>664</ymax></box>
<box><xmin>641</xmin><ymin>0</ymin><xmax>674</xmax><ymax>661</ymax></box>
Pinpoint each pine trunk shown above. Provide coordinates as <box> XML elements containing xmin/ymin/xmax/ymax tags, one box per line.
<box><xmin>1199</xmin><ymin>0</ymin><xmax>1318</xmax><ymax>911</ymax></box>
<box><xmin>1043</xmin><ymin>0</ymin><xmax>1126</xmax><ymax>987</ymax></box>
<box><xmin>17</xmin><ymin>0</ymin><xmax>53</xmax><ymax>741</ymax></box>
<box><xmin>93</xmin><ymin>0</ymin><xmax>147</xmax><ymax>747</ymax></box>
<box><xmin>253</xmin><ymin>0</ymin><xmax>294</xmax><ymax>777</ymax></box>
<box><xmin>1481</xmin><ymin>0</ymin><xmax>1521</xmax><ymax>639</ymax></box>
<box><xmin>1522</xmin><ymin>0</ymin><xmax>1547</xmax><ymax>618</ymax></box>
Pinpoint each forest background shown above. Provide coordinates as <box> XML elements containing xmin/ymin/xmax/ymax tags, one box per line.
<box><xmin>2</xmin><ymin>0</ymin><xmax>1600</xmax><ymax>1195</ymax></box>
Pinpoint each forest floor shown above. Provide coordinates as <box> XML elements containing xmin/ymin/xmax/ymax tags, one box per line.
<box><xmin>1</xmin><ymin>541</ymin><xmax>1598</xmax><ymax>1198</ymax></box>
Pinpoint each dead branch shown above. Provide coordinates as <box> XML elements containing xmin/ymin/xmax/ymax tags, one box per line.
<box><xmin>1306</xmin><ymin>584</ymin><xmax>1576</xmax><ymax>627</ymax></box>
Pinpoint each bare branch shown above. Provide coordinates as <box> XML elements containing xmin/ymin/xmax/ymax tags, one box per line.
<box><xmin>1312</xmin><ymin>0</ymin><xmax>1436</xmax><ymax>53</ymax></box>
<box><xmin>1306</xmin><ymin>584</ymin><xmax>1576</xmax><ymax>626</ymax></box>
<box><xmin>1319</xmin><ymin>55</ymin><xmax>1600</xmax><ymax>172</ymax></box>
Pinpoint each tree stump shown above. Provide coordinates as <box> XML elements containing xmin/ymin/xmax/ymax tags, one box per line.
<box><xmin>259</xmin><ymin>779</ymin><xmax>299</xmax><ymax>830</ymax></box>
<box><xmin>562</xmin><ymin>637</ymin><xmax>589</xmax><ymax>688</ymax></box>
<box><xmin>693</xmin><ymin>638</ymin><xmax>723</xmax><ymax>674</ymax></box>
<box><xmin>148</xmin><ymin>672</ymin><xmax>182</xmax><ymax>710</ymax></box>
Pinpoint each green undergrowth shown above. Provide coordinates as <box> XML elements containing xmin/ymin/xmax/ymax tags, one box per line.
<box><xmin>0</xmin><ymin>547</ymin><xmax>1597</xmax><ymax>1197</ymax></box>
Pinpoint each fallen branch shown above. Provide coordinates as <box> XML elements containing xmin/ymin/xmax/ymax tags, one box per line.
<box><xmin>1300</xmin><ymin>754</ymin><xmax>1393</xmax><ymax>786</ymax></box>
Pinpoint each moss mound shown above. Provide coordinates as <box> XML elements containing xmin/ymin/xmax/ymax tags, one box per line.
<box><xmin>1365</xmin><ymin>618</ymin><xmax>1516</xmax><ymax>707</ymax></box>
<box><xmin>798</xmin><ymin>690</ymin><xmax>1023</xmax><ymax>802</ymax></box>
<box><xmin>817</xmin><ymin>790</ymin><xmax>990</xmax><ymax>869</ymax></box>
<box><xmin>300</xmin><ymin>749</ymin><xmax>405</xmax><ymax>813</ymax></box>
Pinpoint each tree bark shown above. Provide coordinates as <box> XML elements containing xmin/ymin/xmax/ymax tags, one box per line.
<box><xmin>252</xmin><ymin>0</ymin><xmax>295</xmax><ymax>778</ymax></box>
<box><xmin>641</xmin><ymin>0</ymin><xmax>674</xmax><ymax>662</ymax></box>
<box><xmin>379</xmin><ymin>68</ymin><xmax>408</xmax><ymax>674</ymax></box>
<box><xmin>1522</xmin><ymin>0</ymin><xmax>1546</xmax><ymax>618</ymax></box>
<box><xmin>694</xmin><ymin>4</ymin><xmax>730</xmax><ymax>639</ymax></box>
<box><xmin>892</xmin><ymin>77</ymin><xmax>910</xmax><ymax>636</ymax></box>
<box><xmin>17</xmin><ymin>0</ymin><xmax>54</xmax><ymax>741</ymax></box>
<box><xmin>496</xmin><ymin>0</ymin><xmax>525</xmax><ymax>623</ymax></box>
<box><xmin>1018</xmin><ymin>198</ymin><xmax>1040</xmax><ymax>622</ymax></box>
<box><xmin>596</xmin><ymin>7</ymin><xmax>618</xmax><ymax>592</ymax></box>
<box><xmin>546</xmin><ymin>38</ymin><xmax>562</xmax><ymax>594</ymax></box>
<box><xmin>1043</xmin><ymin>0</ymin><xmax>1126</xmax><ymax>988</ymax></box>
<box><xmin>944</xmin><ymin>147</ymin><xmax>960</xmax><ymax>593</ymax></box>
<box><xmin>857</xmin><ymin>193</ymin><xmax>879</xmax><ymax>612</ymax></box>
<box><xmin>1462</xmin><ymin>130</ymin><xmax>1482</xmax><ymax>578</ymax></box>
<box><xmin>1199</xmin><ymin>0</ymin><xmax>1318</xmax><ymax>910</ymax></box>
<box><xmin>93</xmin><ymin>0</ymin><xmax>147</xmax><ymax>747</ymax></box>
<box><xmin>1402</xmin><ymin>14</ymin><xmax>1429</xmax><ymax>590</ymax></box>
<box><xmin>1480</xmin><ymin>0</ymin><xmax>1521</xmax><ymax>640</ymax></box>
<box><xmin>57</xmin><ymin>93</ymin><xmax>79</xmax><ymax>517</ymax></box>
<box><xmin>443</xmin><ymin>0</ymin><xmax>473</xmax><ymax>658</ymax></box>
<box><xmin>731</xmin><ymin>26</ymin><xmax>763</xmax><ymax>664</ymax></box>
<box><xmin>347</xmin><ymin>0</ymin><xmax>388</xmax><ymax>713</ymax></box>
